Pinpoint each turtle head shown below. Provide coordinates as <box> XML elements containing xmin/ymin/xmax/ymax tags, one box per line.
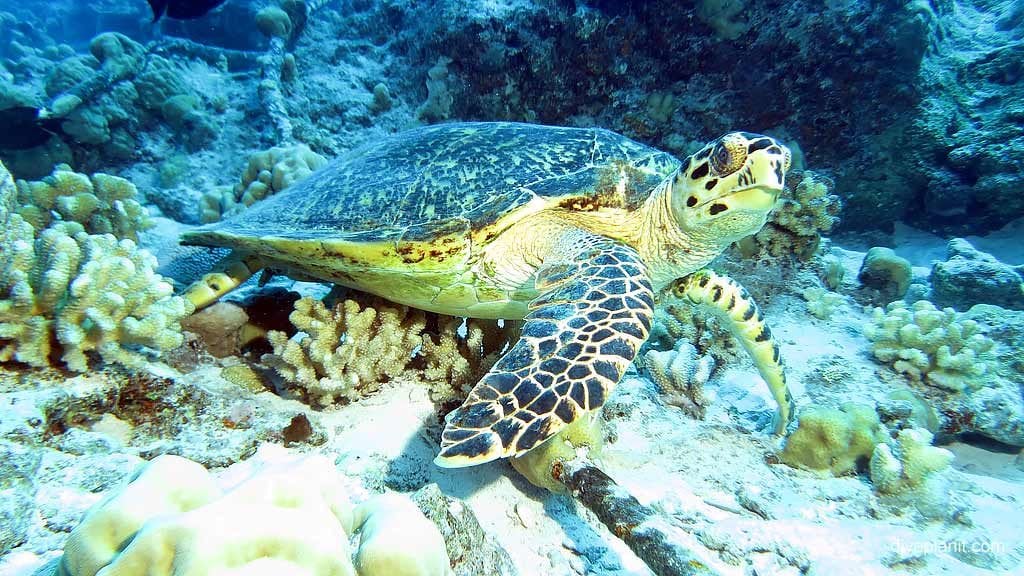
<box><xmin>671</xmin><ymin>132</ymin><xmax>790</xmax><ymax>243</ymax></box>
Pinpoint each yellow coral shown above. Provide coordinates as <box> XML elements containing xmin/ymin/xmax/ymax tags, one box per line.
<box><xmin>864</xmin><ymin>300</ymin><xmax>997</xmax><ymax>392</ymax></box>
<box><xmin>200</xmin><ymin>144</ymin><xmax>327</xmax><ymax>223</ymax></box>
<box><xmin>737</xmin><ymin>170</ymin><xmax>841</xmax><ymax>260</ymax></box>
<box><xmin>1</xmin><ymin>161</ymin><xmax>190</xmax><ymax>372</ymax></box>
<box><xmin>780</xmin><ymin>402</ymin><xmax>887</xmax><ymax>475</ymax></box>
<box><xmin>14</xmin><ymin>164</ymin><xmax>150</xmax><ymax>240</ymax></box>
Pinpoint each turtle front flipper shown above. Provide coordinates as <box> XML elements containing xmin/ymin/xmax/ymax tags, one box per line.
<box><xmin>181</xmin><ymin>251</ymin><xmax>265</xmax><ymax>311</ymax></box>
<box><xmin>668</xmin><ymin>269</ymin><xmax>795</xmax><ymax>435</ymax></box>
<box><xmin>435</xmin><ymin>233</ymin><xmax>655</xmax><ymax>468</ymax></box>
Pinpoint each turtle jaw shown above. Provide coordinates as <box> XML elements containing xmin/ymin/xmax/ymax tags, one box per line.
<box><xmin>707</xmin><ymin>183</ymin><xmax>781</xmax><ymax>212</ymax></box>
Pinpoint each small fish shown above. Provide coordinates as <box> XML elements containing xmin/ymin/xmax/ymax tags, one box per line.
<box><xmin>147</xmin><ymin>0</ymin><xmax>228</xmax><ymax>22</ymax></box>
<box><xmin>0</xmin><ymin>106</ymin><xmax>65</xmax><ymax>151</ymax></box>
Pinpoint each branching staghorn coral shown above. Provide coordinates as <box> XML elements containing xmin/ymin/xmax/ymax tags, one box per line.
<box><xmin>736</xmin><ymin>170</ymin><xmax>841</xmax><ymax>260</ymax></box>
<box><xmin>0</xmin><ymin>162</ymin><xmax>190</xmax><ymax>372</ymax></box>
<box><xmin>15</xmin><ymin>164</ymin><xmax>150</xmax><ymax>240</ymax></box>
<box><xmin>864</xmin><ymin>300</ymin><xmax>997</xmax><ymax>392</ymax></box>
<box><xmin>263</xmin><ymin>294</ymin><xmax>514</xmax><ymax>406</ymax></box>
<box><xmin>199</xmin><ymin>143</ymin><xmax>327</xmax><ymax>222</ymax></box>
<box><xmin>644</xmin><ymin>340</ymin><xmax>716</xmax><ymax>418</ymax></box>
<box><xmin>1</xmin><ymin>221</ymin><xmax>191</xmax><ymax>371</ymax></box>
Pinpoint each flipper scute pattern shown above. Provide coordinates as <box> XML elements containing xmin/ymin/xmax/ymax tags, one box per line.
<box><xmin>435</xmin><ymin>232</ymin><xmax>654</xmax><ymax>467</ymax></box>
<box><xmin>669</xmin><ymin>269</ymin><xmax>795</xmax><ymax>434</ymax></box>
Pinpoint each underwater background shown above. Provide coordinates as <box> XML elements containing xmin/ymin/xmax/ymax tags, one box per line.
<box><xmin>1</xmin><ymin>0</ymin><xmax>1022</xmax><ymax>575</ymax></box>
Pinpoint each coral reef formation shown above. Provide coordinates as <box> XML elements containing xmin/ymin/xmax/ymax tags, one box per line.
<box><xmin>57</xmin><ymin>451</ymin><xmax>451</xmax><ymax>576</ymax></box>
<box><xmin>199</xmin><ymin>143</ymin><xmax>327</xmax><ymax>223</ymax></box>
<box><xmin>864</xmin><ymin>300</ymin><xmax>997</xmax><ymax>392</ymax></box>
<box><xmin>0</xmin><ymin>161</ymin><xmax>190</xmax><ymax>371</ymax></box>
<box><xmin>14</xmin><ymin>164</ymin><xmax>150</xmax><ymax>240</ymax></box>
<box><xmin>0</xmin><ymin>29</ymin><xmax>221</xmax><ymax>178</ymax></box>
<box><xmin>869</xmin><ymin>427</ymin><xmax>953</xmax><ymax>495</ymax></box>
<box><xmin>802</xmin><ymin>287</ymin><xmax>847</xmax><ymax>320</ymax></box>
<box><xmin>869</xmin><ymin>427</ymin><xmax>957</xmax><ymax>520</ymax></box>
<box><xmin>735</xmin><ymin>171</ymin><xmax>841</xmax><ymax>260</ymax></box>
<box><xmin>648</xmin><ymin>302</ymin><xmax>740</xmax><ymax>364</ymax></box>
<box><xmin>930</xmin><ymin>238</ymin><xmax>1024</xmax><ymax>311</ymax></box>
<box><xmin>263</xmin><ymin>294</ymin><xmax>509</xmax><ymax>406</ymax></box>
<box><xmin>353</xmin><ymin>493</ymin><xmax>454</xmax><ymax>576</ymax></box>
<box><xmin>264</xmin><ymin>295</ymin><xmax>425</xmax><ymax>406</ymax></box>
<box><xmin>858</xmin><ymin>247</ymin><xmax>913</xmax><ymax>302</ymax></box>
<box><xmin>644</xmin><ymin>340</ymin><xmax>716</xmax><ymax>418</ymax></box>
<box><xmin>780</xmin><ymin>403</ymin><xmax>887</xmax><ymax>475</ymax></box>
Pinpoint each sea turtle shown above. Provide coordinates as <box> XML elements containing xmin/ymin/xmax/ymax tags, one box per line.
<box><xmin>181</xmin><ymin>122</ymin><xmax>795</xmax><ymax>467</ymax></box>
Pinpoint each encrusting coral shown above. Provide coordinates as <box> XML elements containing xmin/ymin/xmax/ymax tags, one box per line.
<box><xmin>0</xmin><ymin>161</ymin><xmax>190</xmax><ymax>372</ymax></box>
<box><xmin>263</xmin><ymin>293</ymin><xmax>512</xmax><ymax>406</ymax></box>
<box><xmin>199</xmin><ymin>143</ymin><xmax>327</xmax><ymax>222</ymax></box>
<box><xmin>780</xmin><ymin>402</ymin><xmax>887</xmax><ymax>475</ymax></box>
<box><xmin>858</xmin><ymin>246</ymin><xmax>913</xmax><ymax>301</ymax></box>
<box><xmin>864</xmin><ymin>300</ymin><xmax>997</xmax><ymax>392</ymax></box>
<box><xmin>14</xmin><ymin>164</ymin><xmax>150</xmax><ymax>240</ymax></box>
<box><xmin>736</xmin><ymin>170</ymin><xmax>841</xmax><ymax>260</ymax></box>
<box><xmin>57</xmin><ymin>450</ymin><xmax>452</xmax><ymax>576</ymax></box>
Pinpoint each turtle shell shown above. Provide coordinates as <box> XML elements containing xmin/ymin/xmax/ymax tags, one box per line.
<box><xmin>184</xmin><ymin>122</ymin><xmax>679</xmax><ymax>249</ymax></box>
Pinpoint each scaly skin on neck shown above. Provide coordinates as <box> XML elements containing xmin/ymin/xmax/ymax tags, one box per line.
<box><xmin>479</xmin><ymin>177</ymin><xmax>727</xmax><ymax>294</ymax></box>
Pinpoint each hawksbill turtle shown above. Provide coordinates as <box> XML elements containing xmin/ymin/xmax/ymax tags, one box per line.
<box><xmin>181</xmin><ymin>122</ymin><xmax>795</xmax><ymax>467</ymax></box>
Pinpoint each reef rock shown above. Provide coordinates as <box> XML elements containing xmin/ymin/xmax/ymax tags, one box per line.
<box><xmin>931</xmin><ymin>238</ymin><xmax>1024</xmax><ymax>311</ymax></box>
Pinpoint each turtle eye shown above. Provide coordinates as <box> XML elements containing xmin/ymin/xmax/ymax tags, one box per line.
<box><xmin>709</xmin><ymin>137</ymin><xmax>746</xmax><ymax>176</ymax></box>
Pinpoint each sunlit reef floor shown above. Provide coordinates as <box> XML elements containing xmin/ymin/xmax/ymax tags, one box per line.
<box><xmin>2</xmin><ymin>227</ymin><xmax>1023</xmax><ymax>576</ymax></box>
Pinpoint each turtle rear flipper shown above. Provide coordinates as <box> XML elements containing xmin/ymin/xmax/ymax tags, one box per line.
<box><xmin>181</xmin><ymin>251</ymin><xmax>265</xmax><ymax>310</ymax></box>
<box><xmin>435</xmin><ymin>232</ymin><xmax>654</xmax><ymax>467</ymax></box>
